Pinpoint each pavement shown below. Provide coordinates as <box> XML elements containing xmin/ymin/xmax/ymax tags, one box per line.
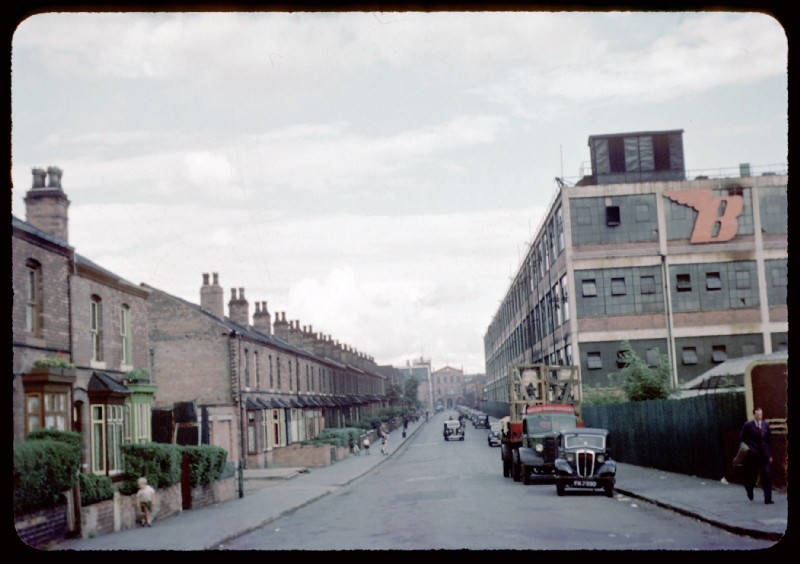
<box><xmin>43</xmin><ymin>414</ymin><xmax>789</xmax><ymax>551</ymax></box>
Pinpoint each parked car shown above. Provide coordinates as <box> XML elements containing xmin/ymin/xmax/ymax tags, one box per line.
<box><xmin>553</xmin><ymin>427</ymin><xmax>616</xmax><ymax>497</ymax></box>
<box><xmin>473</xmin><ymin>413</ymin><xmax>490</xmax><ymax>429</ymax></box>
<box><xmin>443</xmin><ymin>419</ymin><xmax>465</xmax><ymax>441</ymax></box>
<box><xmin>487</xmin><ymin>421</ymin><xmax>502</xmax><ymax>446</ymax></box>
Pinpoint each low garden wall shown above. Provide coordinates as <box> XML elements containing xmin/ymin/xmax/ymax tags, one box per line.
<box><xmin>16</xmin><ymin>476</ymin><xmax>237</xmax><ymax>545</ymax></box>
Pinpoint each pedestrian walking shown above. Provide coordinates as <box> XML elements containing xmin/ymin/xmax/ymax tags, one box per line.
<box><xmin>381</xmin><ymin>433</ymin><xmax>389</xmax><ymax>455</ymax></box>
<box><xmin>136</xmin><ymin>477</ymin><xmax>156</xmax><ymax>527</ymax></box>
<box><xmin>738</xmin><ymin>407</ymin><xmax>773</xmax><ymax>504</ymax></box>
<box><xmin>363</xmin><ymin>436</ymin><xmax>370</xmax><ymax>455</ymax></box>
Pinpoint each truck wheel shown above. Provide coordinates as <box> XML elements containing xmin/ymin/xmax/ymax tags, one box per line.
<box><xmin>502</xmin><ymin>459</ymin><xmax>510</xmax><ymax>478</ymax></box>
<box><xmin>556</xmin><ymin>483</ymin><xmax>565</xmax><ymax>496</ymax></box>
<box><xmin>522</xmin><ymin>466</ymin><xmax>531</xmax><ymax>485</ymax></box>
<box><xmin>604</xmin><ymin>483</ymin><xmax>614</xmax><ymax>498</ymax></box>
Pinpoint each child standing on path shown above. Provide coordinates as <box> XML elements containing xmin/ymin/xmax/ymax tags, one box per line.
<box><xmin>363</xmin><ymin>436</ymin><xmax>370</xmax><ymax>455</ymax></box>
<box><xmin>136</xmin><ymin>477</ymin><xmax>156</xmax><ymax>527</ymax></box>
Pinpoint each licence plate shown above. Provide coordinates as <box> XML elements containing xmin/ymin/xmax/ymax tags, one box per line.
<box><xmin>573</xmin><ymin>480</ymin><xmax>596</xmax><ymax>487</ymax></box>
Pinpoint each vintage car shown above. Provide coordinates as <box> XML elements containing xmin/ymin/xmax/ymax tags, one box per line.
<box><xmin>487</xmin><ymin>421</ymin><xmax>502</xmax><ymax>447</ymax></box>
<box><xmin>553</xmin><ymin>427</ymin><xmax>616</xmax><ymax>497</ymax></box>
<box><xmin>443</xmin><ymin>419</ymin><xmax>465</xmax><ymax>441</ymax></box>
<box><xmin>473</xmin><ymin>413</ymin><xmax>490</xmax><ymax>429</ymax></box>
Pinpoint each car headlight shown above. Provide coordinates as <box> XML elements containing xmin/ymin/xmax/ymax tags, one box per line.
<box><xmin>597</xmin><ymin>454</ymin><xmax>605</xmax><ymax>464</ymax></box>
<box><xmin>535</xmin><ymin>443</ymin><xmax>543</xmax><ymax>453</ymax></box>
<box><xmin>566</xmin><ymin>452</ymin><xmax>575</xmax><ymax>463</ymax></box>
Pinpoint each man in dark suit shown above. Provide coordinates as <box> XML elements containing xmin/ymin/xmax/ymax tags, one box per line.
<box><xmin>738</xmin><ymin>407</ymin><xmax>773</xmax><ymax>504</ymax></box>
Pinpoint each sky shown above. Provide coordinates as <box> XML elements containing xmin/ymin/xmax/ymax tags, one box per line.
<box><xmin>9</xmin><ymin>10</ymin><xmax>788</xmax><ymax>375</ymax></box>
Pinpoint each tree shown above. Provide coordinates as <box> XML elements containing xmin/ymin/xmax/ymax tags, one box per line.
<box><xmin>403</xmin><ymin>376</ymin><xmax>420</xmax><ymax>409</ymax></box>
<box><xmin>609</xmin><ymin>340</ymin><xmax>676</xmax><ymax>402</ymax></box>
<box><xmin>385</xmin><ymin>382</ymin><xmax>403</xmax><ymax>406</ymax></box>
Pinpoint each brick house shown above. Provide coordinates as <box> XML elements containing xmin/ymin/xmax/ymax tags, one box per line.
<box><xmin>12</xmin><ymin>167</ymin><xmax>157</xmax><ymax>534</ymax></box>
<box><xmin>145</xmin><ymin>275</ymin><xmax>388</xmax><ymax>468</ymax></box>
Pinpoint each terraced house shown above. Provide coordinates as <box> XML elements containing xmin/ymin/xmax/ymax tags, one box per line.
<box><xmin>12</xmin><ymin>166</ymin><xmax>388</xmax><ymax>480</ymax></box>
<box><xmin>12</xmin><ymin>166</ymin><xmax>156</xmax><ymax>478</ymax></box>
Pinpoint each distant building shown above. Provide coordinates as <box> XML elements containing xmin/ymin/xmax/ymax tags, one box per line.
<box><xmin>484</xmin><ymin>129</ymin><xmax>787</xmax><ymax>404</ymax></box>
<box><xmin>431</xmin><ymin>365</ymin><xmax>465</xmax><ymax>410</ymax></box>
<box><xmin>395</xmin><ymin>357</ymin><xmax>433</xmax><ymax>411</ymax></box>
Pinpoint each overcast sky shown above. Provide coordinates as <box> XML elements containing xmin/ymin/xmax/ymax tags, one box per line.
<box><xmin>10</xmin><ymin>11</ymin><xmax>788</xmax><ymax>374</ymax></box>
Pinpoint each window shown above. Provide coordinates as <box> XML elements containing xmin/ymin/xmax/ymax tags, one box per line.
<box><xmin>25</xmin><ymin>391</ymin><xmax>69</xmax><ymax>434</ymax></box>
<box><xmin>587</xmin><ymin>352</ymin><xmax>603</xmax><ymax>370</ymax></box>
<box><xmin>91</xmin><ymin>296</ymin><xmax>103</xmax><ymax>361</ymax></box>
<box><xmin>608</xmin><ymin>137</ymin><xmax>626</xmax><ymax>172</ymax></box>
<box><xmin>742</xmin><ymin>343</ymin><xmax>757</xmax><ymax>356</ymax></box>
<box><xmin>611</xmin><ymin>277</ymin><xmax>627</xmax><ymax>296</ymax></box>
<box><xmin>25</xmin><ymin>260</ymin><xmax>42</xmax><ymax>336</ymax></box>
<box><xmin>606</xmin><ymin>205</ymin><xmax>621</xmax><ymax>226</ymax></box>
<box><xmin>269</xmin><ymin>355</ymin><xmax>273</xmax><ymax>389</ymax></box>
<box><xmin>676</xmin><ymin>274</ymin><xmax>692</xmax><ymax>292</ymax></box>
<box><xmin>645</xmin><ymin>348</ymin><xmax>660</xmax><ymax>368</ymax></box>
<box><xmin>771</xmin><ymin>267</ymin><xmax>787</xmax><ymax>287</ymax></box>
<box><xmin>120</xmin><ymin>304</ymin><xmax>132</xmax><ymax>365</ymax></box>
<box><xmin>737</xmin><ymin>270</ymin><xmax>752</xmax><ymax>289</ymax></box>
<box><xmin>652</xmin><ymin>133</ymin><xmax>672</xmax><ymax>171</ymax></box>
<box><xmin>681</xmin><ymin>347</ymin><xmax>698</xmax><ymax>365</ymax></box>
<box><xmin>582</xmin><ymin>279</ymin><xmax>597</xmax><ymax>297</ymax></box>
<box><xmin>91</xmin><ymin>403</ymin><xmax>125</xmax><ymax>475</ymax></box>
<box><xmin>711</xmin><ymin>345</ymin><xmax>727</xmax><ymax>364</ymax></box>
<box><xmin>640</xmin><ymin>275</ymin><xmax>656</xmax><ymax>295</ymax></box>
<box><xmin>706</xmin><ymin>272</ymin><xmax>722</xmax><ymax>291</ymax></box>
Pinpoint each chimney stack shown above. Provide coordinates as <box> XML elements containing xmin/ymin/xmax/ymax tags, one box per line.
<box><xmin>24</xmin><ymin>166</ymin><xmax>71</xmax><ymax>243</ymax></box>
<box><xmin>200</xmin><ymin>272</ymin><xmax>225</xmax><ymax>319</ymax></box>
<box><xmin>228</xmin><ymin>287</ymin><xmax>250</xmax><ymax>327</ymax></box>
<box><xmin>273</xmin><ymin>311</ymin><xmax>290</xmax><ymax>341</ymax></box>
<box><xmin>252</xmin><ymin>300</ymin><xmax>272</xmax><ymax>335</ymax></box>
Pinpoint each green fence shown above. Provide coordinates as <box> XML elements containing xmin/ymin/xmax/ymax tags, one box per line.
<box><xmin>482</xmin><ymin>392</ymin><xmax>746</xmax><ymax>481</ymax></box>
<box><xmin>583</xmin><ymin>393</ymin><xmax>746</xmax><ymax>480</ymax></box>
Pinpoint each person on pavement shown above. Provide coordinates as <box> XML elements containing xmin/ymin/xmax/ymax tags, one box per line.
<box><xmin>136</xmin><ymin>477</ymin><xmax>156</xmax><ymax>526</ymax></box>
<box><xmin>738</xmin><ymin>407</ymin><xmax>773</xmax><ymax>504</ymax></box>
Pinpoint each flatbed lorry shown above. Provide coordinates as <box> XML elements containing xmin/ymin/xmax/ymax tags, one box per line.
<box><xmin>500</xmin><ymin>364</ymin><xmax>582</xmax><ymax>484</ymax></box>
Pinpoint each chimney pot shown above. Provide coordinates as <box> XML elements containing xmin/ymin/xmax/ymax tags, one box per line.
<box><xmin>203</xmin><ymin>273</ymin><xmax>209</xmax><ymax>285</ymax></box>
<box><xmin>32</xmin><ymin>168</ymin><xmax>47</xmax><ymax>188</ymax></box>
<box><xmin>239</xmin><ymin>288</ymin><xmax>245</xmax><ymax>300</ymax></box>
<box><xmin>231</xmin><ymin>288</ymin><xmax>237</xmax><ymax>300</ymax></box>
<box><xmin>46</xmin><ymin>166</ymin><xmax>63</xmax><ymax>189</ymax></box>
<box><xmin>213</xmin><ymin>272</ymin><xmax>219</xmax><ymax>285</ymax></box>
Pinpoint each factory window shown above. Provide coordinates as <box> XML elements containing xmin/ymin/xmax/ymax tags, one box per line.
<box><xmin>706</xmin><ymin>272</ymin><xmax>722</xmax><ymax>291</ymax></box>
<box><xmin>645</xmin><ymin>348</ymin><xmax>660</xmax><ymax>368</ymax></box>
<box><xmin>587</xmin><ymin>352</ymin><xmax>603</xmax><ymax>370</ymax></box>
<box><xmin>676</xmin><ymin>274</ymin><xmax>692</xmax><ymax>292</ymax></box>
<box><xmin>681</xmin><ymin>347</ymin><xmax>698</xmax><ymax>365</ymax></box>
<box><xmin>582</xmin><ymin>279</ymin><xmax>597</xmax><ymax>297</ymax></box>
<box><xmin>606</xmin><ymin>205</ymin><xmax>621</xmax><ymax>227</ymax></box>
<box><xmin>737</xmin><ymin>270</ymin><xmax>752</xmax><ymax>289</ymax></box>
<box><xmin>611</xmin><ymin>278</ymin><xmax>626</xmax><ymax>296</ymax></box>
<box><xmin>640</xmin><ymin>275</ymin><xmax>656</xmax><ymax>295</ymax></box>
<box><xmin>711</xmin><ymin>345</ymin><xmax>727</xmax><ymax>364</ymax></box>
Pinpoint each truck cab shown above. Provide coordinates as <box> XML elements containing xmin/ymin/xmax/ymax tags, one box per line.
<box><xmin>515</xmin><ymin>405</ymin><xmax>579</xmax><ymax>484</ymax></box>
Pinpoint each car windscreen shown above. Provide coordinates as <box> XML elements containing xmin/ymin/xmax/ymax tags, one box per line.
<box><xmin>524</xmin><ymin>413</ymin><xmax>577</xmax><ymax>432</ymax></box>
<box><xmin>564</xmin><ymin>434</ymin><xmax>605</xmax><ymax>449</ymax></box>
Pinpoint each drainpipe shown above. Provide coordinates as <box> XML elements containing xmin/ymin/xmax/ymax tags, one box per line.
<box><xmin>661</xmin><ymin>254</ymin><xmax>678</xmax><ymax>388</ymax></box>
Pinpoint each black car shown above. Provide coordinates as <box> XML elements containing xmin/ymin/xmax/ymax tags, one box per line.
<box><xmin>553</xmin><ymin>427</ymin><xmax>616</xmax><ymax>497</ymax></box>
<box><xmin>487</xmin><ymin>421</ymin><xmax>502</xmax><ymax>447</ymax></box>
<box><xmin>474</xmin><ymin>414</ymin><xmax>490</xmax><ymax>429</ymax></box>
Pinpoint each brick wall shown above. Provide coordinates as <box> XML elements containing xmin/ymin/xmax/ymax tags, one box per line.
<box><xmin>15</xmin><ymin>504</ymin><xmax>68</xmax><ymax>550</ymax></box>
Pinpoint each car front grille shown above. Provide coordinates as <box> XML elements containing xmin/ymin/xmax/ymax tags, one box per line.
<box><xmin>542</xmin><ymin>436</ymin><xmax>557</xmax><ymax>463</ymax></box>
<box><xmin>575</xmin><ymin>450</ymin><xmax>596</xmax><ymax>477</ymax></box>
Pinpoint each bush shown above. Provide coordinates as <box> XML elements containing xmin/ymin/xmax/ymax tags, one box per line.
<box><xmin>302</xmin><ymin>427</ymin><xmax>363</xmax><ymax>447</ymax></box>
<box><xmin>80</xmin><ymin>473</ymin><xmax>115</xmax><ymax>506</ymax></box>
<box><xmin>181</xmin><ymin>445</ymin><xmax>228</xmax><ymax>487</ymax></box>
<box><xmin>28</xmin><ymin>428</ymin><xmax>82</xmax><ymax>450</ymax></box>
<box><xmin>119</xmin><ymin>443</ymin><xmax>181</xmax><ymax>495</ymax></box>
<box><xmin>14</xmin><ymin>438</ymin><xmax>80</xmax><ymax>514</ymax></box>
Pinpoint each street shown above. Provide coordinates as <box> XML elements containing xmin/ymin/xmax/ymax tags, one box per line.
<box><xmin>221</xmin><ymin>413</ymin><xmax>776</xmax><ymax>551</ymax></box>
